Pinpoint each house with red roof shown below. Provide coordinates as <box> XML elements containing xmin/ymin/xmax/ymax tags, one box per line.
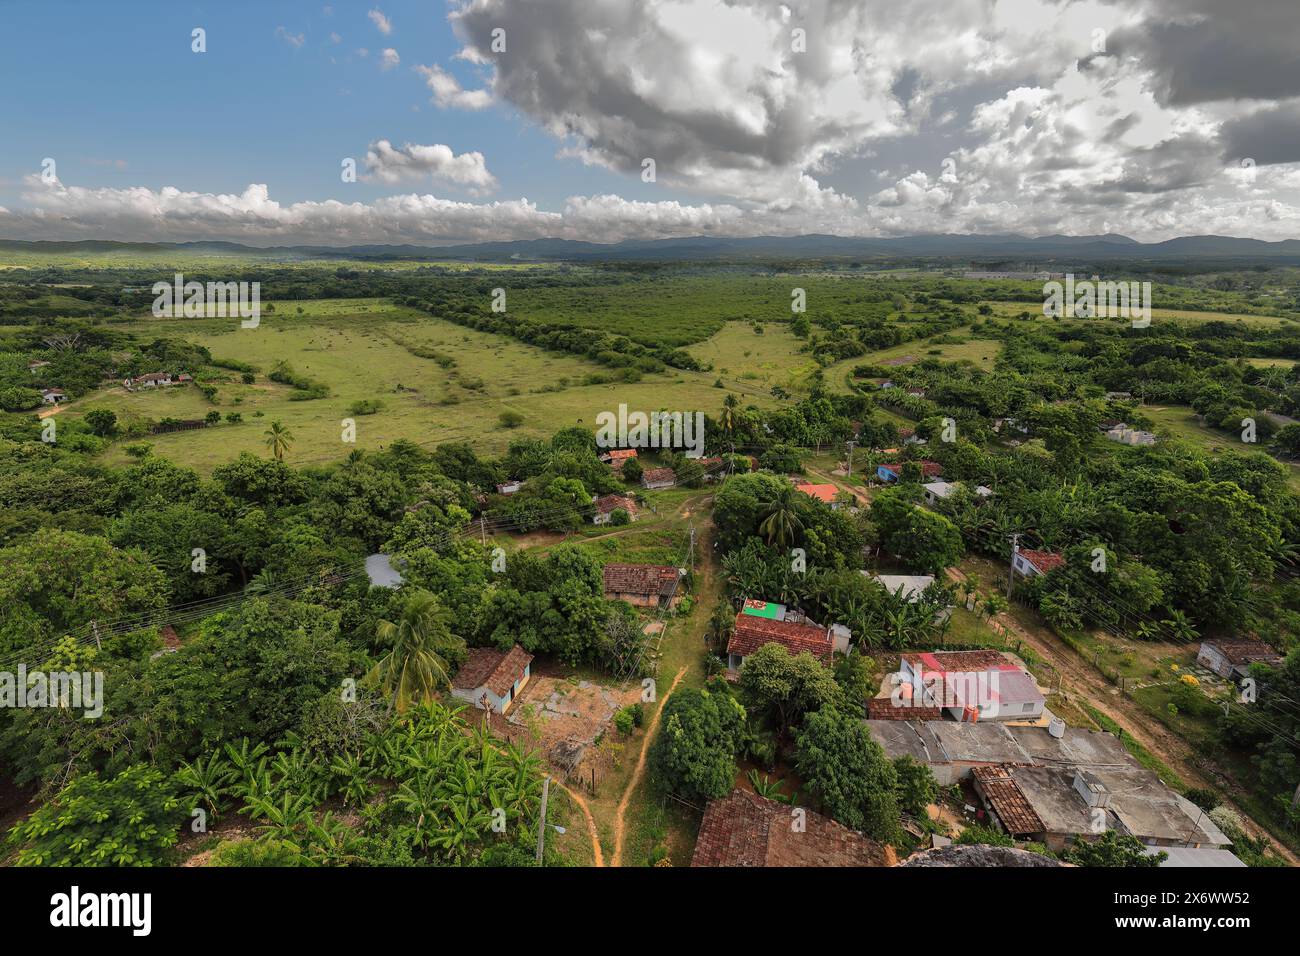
<box><xmin>795</xmin><ymin>481</ymin><xmax>842</xmax><ymax>507</ymax></box>
<box><xmin>604</xmin><ymin>563</ymin><xmax>682</xmax><ymax>608</ymax></box>
<box><xmin>727</xmin><ymin>610</ymin><xmax>845</xmax><ymax>676</ymax></box>
<box><xmin>591</xmin><ymin>493</ymin><xmax>638</xmax><ymax>525</ymax></box>
<box><xmin>1012</xmin><ymin>548</ymin><xmax>1065</xmax><ymax>578</ymax></box>
<box><xmin>876</xmin><ymin>461</ymin><xmax>943</xmax><ymax>483</ymax></box>
<box><xmin>898</xmin><ymin>650</ymin><xmax>1045</xmax><ymax>722</ymax></box>
<box><xmin>451</xmin><ymin>644</ymin><xmax>534</xmax><ymax>714</ymax></box>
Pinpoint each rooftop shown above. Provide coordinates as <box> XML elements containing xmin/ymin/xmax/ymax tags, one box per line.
<box><xmin>603</xmin><ymin>563</ymin><xmax>680</xmax><ymax>597</ymax></box>
<box><xmin>729</xmin><ymin>612</ymin><xmax>832</xmax><ymax>661</ymax></box>
<box><xmin>452</xmin><ymin>644</ymin><xmax>533</xmax><ymax>699</ymax></box>
<box><xmin>1018</xmin><ymin>549</ymin><xmax>1065</xmax><ymax>573</ymax></box>
<box><xmin>691</xmin><ymin>789</ymin><xmax>895</xmax><ymax>867</ymax></box>
<box><xmin>795</xmin><ymin>482</ymin><xmax>840</xmax><ymax>504</ymax></box>
<box><xmin>1201</xmin><ymin>639</ymin><xmax>1283</xmax><ymax>666</ymax></box>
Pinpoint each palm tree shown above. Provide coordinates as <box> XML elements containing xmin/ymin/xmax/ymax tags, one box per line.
<box><xmin>758</xmin><ymin>485</ymin><xmax>805</xmax><ymax>549</ymax></box>
<box><xmin>366</xmin><ymin>589</ymin><xmax>466</xmax><ymax>713</ymax></box>
<box><xmin>1159</xmin><ymin>609</ymin><xmax>1199</xmax><ymax>644</ymax></box>
<box><xmin>264</xmin><ymin>419</ymin><xmax>294</xmax><ymax>461</ymax></box>
<box><xmin>981</xmin><ymin>592</ymin><xmax>1009</xmax><ymax>621</ymax></box>
<box><xmin>721</xmin><ymin>394</ymin><xmax>739</xmax><ymax>448</ymax></box>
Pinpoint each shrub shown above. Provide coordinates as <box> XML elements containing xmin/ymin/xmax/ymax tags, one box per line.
<box><xmin>349</xmin><ymin>399</ymin><xmax>384</xmax><ymax>416</ymax></box>
<box><xmin>609</xmin><ymin>508</ymin><xmax>630</xmax><ymax>526</ymax></box>
<box><xmin>499</xmin><ymin>410</ymin><xmax>525</xmax><ymax>428</ymax></box>
<box><xmin>7</xmin><ymin>765</ymin><xmax>182</xmax><ymax>866</ymax></box>
<box><xmin>205</xmin><ymin>411</ymin><xmax>221</xmax><ymax>425</ymax></box>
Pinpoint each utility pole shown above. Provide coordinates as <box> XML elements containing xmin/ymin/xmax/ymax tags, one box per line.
<box><xmin>1006</xmin><ymin>533</ymin><xmax>1021</xmax><ymax>599</ymax></box>
<box><xmin>91</xmin><ymin>620</ymin><xmax>102</xmax><ymax>652</ymax></box>
<box><xmin>480</xmin><ymin>515</ymin><xmax>487</xmax><ymax>546</ymax></box>
<box><xmin>845</xmin><ymin>439</ymin><xmax>857</xmax><ymax>477</ymax></box>
<box><xmin>535</xmin><ymin>775</ymin><xmax>551</xmax><ymax>864</ymax></box>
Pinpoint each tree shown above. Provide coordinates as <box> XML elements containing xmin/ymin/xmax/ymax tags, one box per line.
<box><xmin>758</xmin><ymin>484</ymin><xmax>806</xmax><ymax>549</ymax></box>
<box><xmin>84</xmin><ymin>408</ymin><xmax>118</xmax><ymax>437</ymax></box>
<box><xmin>366</xmin><ymin>590</ymin><xmax>466</xmax><ymax>713</ymax></box>
<box><xmin>8</xmin><ymin>765</ymin><xmax>182</xmax><ymax>866</ymax></box>
<box><xmin>738</xmin><ymin>643</ymin><xmax>841</xmax><ymax>739</ymax></box>
<box><xmin>893</xmin><ymin>755</ymin><xmax>938</xmax><ymax>817</ymax></box>
<box><xmin>621</xmin><ymin>458</ymin><xmax>643</xmax><ymax>484</ymax></box>
<box><xmin>264</xmin><ymin>420</ymin><xmax>294</xmax><ymax>461</ymax></box>
<box><xmin>1063</xmin><ymin>831</ymin><xmax>1164</xmax><ymax>867</ymax></box>
<box><xmin>795</xmin><ymin>706</ymin><xmax>903</xmax><ymax>842</ymax></box>
<box><xmin>648</xmin><ymin>687</ymin><xmax>746</xmax><ymax>804</ymax></box>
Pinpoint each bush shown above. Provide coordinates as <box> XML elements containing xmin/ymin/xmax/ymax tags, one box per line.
<box><xmin>205</xmin><ymin>411</ymin><xmax>221</xmax><ymax>425</ymax></box>
<box><xmin>621</xmin><ymin>458</ymin><xmax>643</xmax><ymax>483</ymax></box>
<box><xmin>241</xmin><ymin>372</ymin><xmax>256</xmax><ymax>384</ymax></box>
<box><xmin>7</xmin><ymin>765</ymin><xmax>182</xmax><ymax>866</ymax></box>
<box><xmin>349</xmin><ymin>399</ymin><xmax>384</xmax><ymax>416</ymax></box>
<box><xmin>609</xmin><ymin>508</ymin><xmax>630</xmax><ymax>526</ymax></box>
<box><xmin>225</xmin><ymin>412</ymin><xmax>242</xmax><ymax>424</ymax></box>
<box><xmin>614</xmin><ymin>708</ymin><xmax>636</xmax><ymax>736</ymax></box>
<box><xmin>84</xmin><ymin>408</ymin><xmax>118</xmax><ymax>437</ymax></box>
<box><xmin>499</xmin><ymin>410</ymin><xmax>525</xmax><ymax>428</ymax></box>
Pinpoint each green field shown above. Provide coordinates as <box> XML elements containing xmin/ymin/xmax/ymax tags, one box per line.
<box><xmin>75</xmin><ymin>299</ymin><xmax>761</xmax><ymax>471</ymax></box>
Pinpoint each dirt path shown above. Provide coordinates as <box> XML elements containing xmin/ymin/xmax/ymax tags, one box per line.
<box><xmin>554</xmin><ymin>779</ymin><xmax>605</xmax><ymax>867</ymax></box>
<box><xmin>805</xmin><ymin>464</ymin><xmax>870</xmax><ymax>506</ymax></box>
<box><xmin>947</xmin><ymin>567</ymin><xmax>1299</xmax><ymax>865</ymax></box>
<box><xmin>610</xmin><ymin>664</ymin><xmax>689</xmax><ymax>867</ymax></box>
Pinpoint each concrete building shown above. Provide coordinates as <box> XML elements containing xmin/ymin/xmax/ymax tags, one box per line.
<box><xmin>1196</xmin><ymin>640</ymin><xmax>1283</xmax><ymax>680</ymax></box>
<box><xmin>603</xmin><ymin>563</ymin><xmax>683</xmax><ymax>608</ymax></box>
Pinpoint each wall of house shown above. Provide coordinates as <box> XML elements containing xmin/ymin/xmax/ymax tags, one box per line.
<box><xmin>1196</xmin><ymin>645</ymin><xmax>1231</xmax><ymax>679</ymax></box>
<box><xmin>451</xmin><ymin>685</ymin><xmax>507</xmax><ymax>714</ymax></box>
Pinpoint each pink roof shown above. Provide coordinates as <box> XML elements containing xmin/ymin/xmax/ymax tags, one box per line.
<box><xmin>796</xmin><ymin>483</ymin><xmax>839</xmax><ymax>504</ymax></box>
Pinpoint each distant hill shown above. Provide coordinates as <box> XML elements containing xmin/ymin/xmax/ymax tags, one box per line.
<box><xmin>3</xmin><ymin>233</ymin><xmax>1299</xmax><ymax>264</ymax></box>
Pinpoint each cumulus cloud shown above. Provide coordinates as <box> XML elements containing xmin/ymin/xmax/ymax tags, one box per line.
<box><xmin>362</xmin><ymin>140</ymin><xmax>498</xmax><ymax>192</ymax></box>
<box><xmin>416</xmin><ymin>63</ymin><xmax>492</xmax><ymax>110</ymax></box>
<box><xmin>380</xmin><ymin>47</ymin><xmax>400</xmax><ymax>70</ymax></box>
<box><xmin>368</xmin><ymin>8</ymin><xmax>392</xmax><ymax>36</ymax></box>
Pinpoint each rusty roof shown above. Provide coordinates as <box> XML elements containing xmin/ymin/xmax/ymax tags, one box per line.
<box><xmin>452</xmin><ymin>645</ymin><xmax>533</xmax><ymax>698</ymax></box>
<box><xmin>972</xmin><ymin>765</ymin><xmax>1045</xmax><ymax>836</ymax></box>
<box><xmin>728</xmin><ymin>612</ymin><xmax>832</xmax><ymax>661</ymax></box>
<box><xmin>603</xmin><ymin>563</ymin><xmax>679</xmax><ymax>597</ymax></box>
<box><xmin>691</xmin><ymin>789</ymin><xmax>895</xmax><ymax>867</ymax></box>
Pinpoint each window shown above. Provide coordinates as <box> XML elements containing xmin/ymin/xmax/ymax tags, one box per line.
<box><xmin>1022</xmin><ymin>702</ymin><xmax>1035</xmax><ymax>713</ymax></box>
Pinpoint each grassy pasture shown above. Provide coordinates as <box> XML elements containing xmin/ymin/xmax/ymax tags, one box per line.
<box><xmin>78</xmin><ymin>299</ymin><xmax>757</xmax><ymax>471</ymax></box>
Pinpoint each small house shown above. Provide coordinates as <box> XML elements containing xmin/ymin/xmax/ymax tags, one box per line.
<box><xmin>691</xmin><ymin>789</ymin><xmax>896</xmax><ymax>867</ymax></box>
<box><xmin>1013</xmin><ymin>549</ymin><xmax>1064</xmax><ymax>578</ymax></box>
<box><xmin>726</xmin><ymin>611</ymin><xmax>842</xmax><ymax>676</ymax></box>
<box><xmin>922</xmin><ymin>480</ymin><xmax>958</xmax><ymax>506</ymax></box>
<box><xmin>1196</xmin><ymin>640</ymin><xmax>1283</xmax><ymax>681</ymax></box>
<box><xmin>877</xmin><ymin>461</ymin><xmax>943</xmax><ymax>483</ymax></box>
<box><xmin>603</xmin><ymin>563</ymin><xmax>682</xmax><ymax>608</ymax></box>
<box><xmin>451</xmin><ymin>645</ymin><xmax>534</xmax><ymax>714</ymax></box>
<box><xmin>495</xmin><ymin>480</ymin><xmax>523</xmax><ymax>495</ymax></box>
<box><xmin>640</xmin><ymin>466</ymin><xmax>675</xmax><ymax>490</ymax></box>
<box><xmin>41</xmin><ymin>387</ymin><xmax>66</xmax><ymax>404</ymax></box>
<box><xmin>27</xmin><ymin>360</ymin><xmax>51</xmax><ymax>374</ymax></box>
<box><xmin>591</xmin><ymin>493</ymin><xmax>638</xmax><ymax>525</ymax></box>
<box><xmin>600</xmin><ymin>448</ymin><xmax>638</xmax><ymax>469</ymax></box>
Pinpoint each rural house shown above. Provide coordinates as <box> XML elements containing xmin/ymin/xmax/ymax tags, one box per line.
<box><xmin>600</xmin><ymin>448</ymin><xmax>638</xmax><ymax>469</ymax></box>
<box><xmin>726</xmin><ymin>610</ymin><xmax>844</xmax><ymax>676</ymax></box>
<box><xmin>40</xmin><ymin>387</ymin><xmax>67</xmax><ymax>404</ymax></box>
<box><xmin>898</xmin><ymin>650</ymin><xmax>1045</xmax><ymax>722</ymax></box>
<box><xmin>1012</xmin><ymin>548</ymin><xmax>1065</xmax><ymax>577</ymax></box>
<box><xmin>450</xmin><ymin>645</ymin><xmax>533</xmax><ymax>714</ymax></box>
<box><xmin>495</xmin><ymin>479</ymin><xmax>523</xmax><ymax>495</ymax></box>
<box><xmin>591</xmin><ymin>493</ymin><xmax>638</xmax><ymax>525</ymax></box>
<box><xmin>124</xmin><ymin>371</ymin><xmax>176</xmax><ymax>389</ymax></box>
<box><xmin>602</xmin><ymin>563</ymin><xmax>683</xmax><ymax>608</ymax></box>
<box><xmin>691</xmin><ymin>789</ymin><xmax>896</xmax><ymax>867</ymax></box>
<box><xmin>922</xmin><ymin>480</ymin><xmax>958</xmax><ymax>506</ymax></box>
<box><xmin>640</xmin><ymin>466</ymin><xmax>675</xmax><ymax>490</ymax></box>
<box><xmin>1196</xmin><ymin>640</ymin><xmax>1283</xmax><ymax>680</ymax></box>
<box><xmin>876</xmin><ymin>461</ymin><xmax>943</xmax><ymax>482</ymax></box>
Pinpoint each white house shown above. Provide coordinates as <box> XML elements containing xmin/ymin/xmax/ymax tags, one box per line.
<box><xmin>923</xmin><ymin>480</ymin><xmax>959</xmax><ymax>506</ymax></box>
<box><xmin>495</xmin><ymin>480</ymin><xmax>523</xmax><ymax>495</ymax></box>
<box><xmin>451</xmin><ymin>645</ymin><xmax>534</xmax><ymax>714</ymax></box>
<box><xmin>592</xmin><ymin>493</ymin><xmax>638</xmax><ymax>525</ymax></box>
<box><xmin>41</xmin><ymin>387</ymin><xmax>67</xmax><ymax>404</ymax></box>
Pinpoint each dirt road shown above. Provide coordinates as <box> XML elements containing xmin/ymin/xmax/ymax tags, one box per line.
<box><xmin>610</xmin><ymin>665</ymin><xmax>689</xmax><ymax>867</ymax></box>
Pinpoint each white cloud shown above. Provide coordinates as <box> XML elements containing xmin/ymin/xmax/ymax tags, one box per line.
<box><xmin>362</xmin><ymin>140</ymin><xmax>498</xmax><ymax>193</ymax></box>
<box><xmin>416</xmin><ymin>64</ymin><xmax>492</xmax><ymax>110</ymax></box>
<box><xmin>275</xmin><ymin>26</ymin><xmax>306</xmax><ymax>49</ymax></box>
<box><xmin>380</xmin><ymin>48</ymin><xmax>400</xmax><ymax>70</ymax></box>
<box><xmin>368</xmin><ymin>8</ymin><xmax>392</xmax><ymax>36</ymax></box>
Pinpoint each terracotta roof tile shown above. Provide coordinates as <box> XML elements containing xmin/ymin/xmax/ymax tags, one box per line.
<box><xmin>972</xmin><ymin>766</ymin><xmax>1044</xmax><ymax>836</ymax></box>
<box><xmin>1018</xmin><ymin>549</ymin><xmax>1065</xmax><ymax>573</ymax></box>
<box><xmin>692</xmin><ymin>789</ymin><xmax>895</xmax><ymax>867</ymax></box>
<box><xmin>603</xmin><ymin>563</ymin><xmax>679</xmax><ymax>597</ymax></box>
<box><xmin>452</xmin><ymin>644</ymin><xmax>533</xmax><ymax>698</ymax></box>
<box><xmin>728</xmin><ymin>613</ymin><xmax>832</xmax><ymax>660</ymax></box>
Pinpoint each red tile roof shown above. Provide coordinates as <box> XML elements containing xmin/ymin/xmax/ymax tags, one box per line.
<box><xmin>1202</xmin><ymin>640</ymin><xmax>1283</xmax><ymax>666</ymax></box>
<box><xmin>641</xmin><ymin>467</ymin><xmax>675</xmax><ymax>484</ymax></box>
<box><xmin>728</xmin><ymin>612</ymin><xmax>833</xmax><ymax>661</ymax></box>
<box><xmin>593</xmin><ymin>494</ymin><xmax>637</xmax><ymax>516</ymax></box>
<box><xmin>691</xmin><ymin>789</ymin><xmax>895</xmax><ymax>867</ymax></box>
<box><xmin>452</xmin><ymin>644</ymin><xmax>533</xmax><ymax>698</ymax></box>
<box><xmin>603</xmin><ymin>563</ymin><xmax>679</xmax><ymax>597</ymax></box>
<box><xmin>903</xmin><ymin>650</ymin><xmax>1021</xmax><ymax>673</ymax></box>
<box><xmin>604</xmin><ymin>449</ymin><xmax>638</xmax><ymax>461</ymax></box>
<box><xmin>1018</xmin><ymin>549</ymin><xmax>1065</xmax><ymax>573</ymax></box>
<box><xmin>972</xmin><ymin>766</ymin><xmax>1044</xmax><ymax>836</ymax></box>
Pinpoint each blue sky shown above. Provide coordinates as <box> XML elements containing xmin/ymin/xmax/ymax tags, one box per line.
<box><xmin>2</xmin><ymin>0</ymin><xmax>1298</xmax><ymax>245</ymax></box>
<box><xmin>0</xmin><ymin>1</ymin><xmax>649</xmax><ymax>210</ymax></box>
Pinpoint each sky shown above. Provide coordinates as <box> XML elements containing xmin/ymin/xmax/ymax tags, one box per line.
<box><xmin>1</xmin><ymin>0</ymin><xmax>1298</xmax><ymax>246</ymax></box>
